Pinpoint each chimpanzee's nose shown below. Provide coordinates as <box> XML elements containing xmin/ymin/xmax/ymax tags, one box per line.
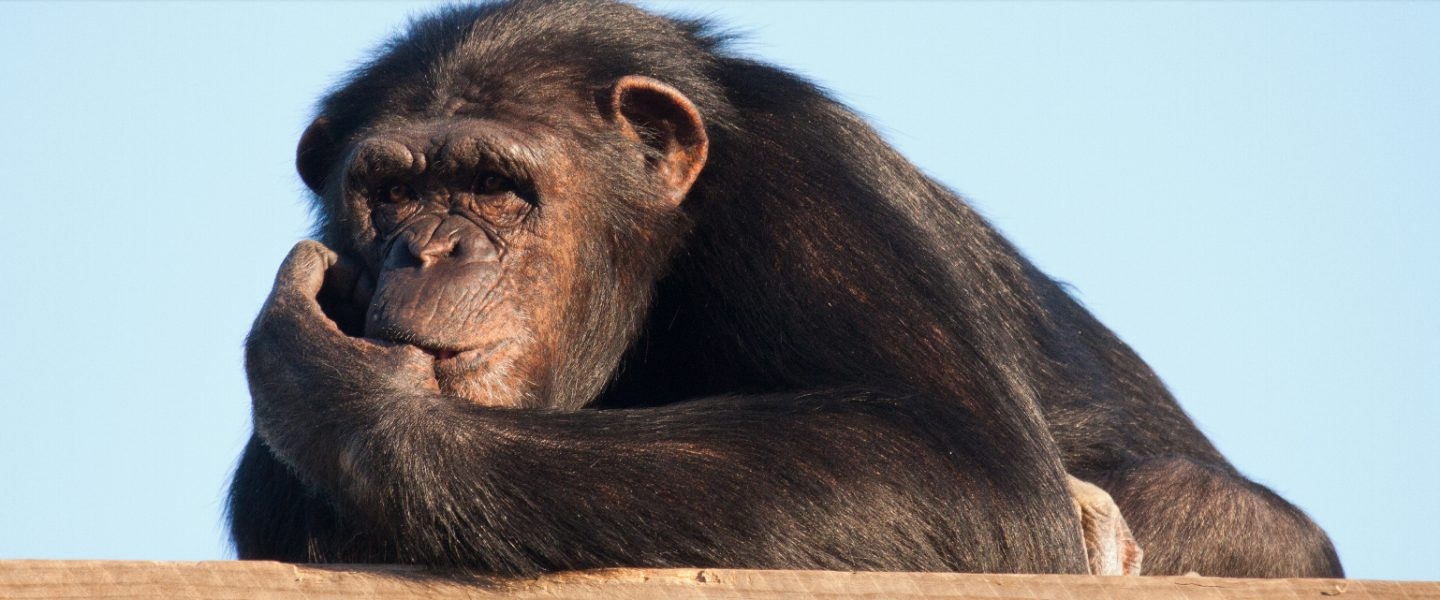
<box><xmin>406</xmin><ymin>231</ymin><xmax>457</xmax><ymax>267</ymax></box>
<box><xmin>387</xmin><ymin>215</ymin><xmax>498</xmax><ymax>270</ymax></box>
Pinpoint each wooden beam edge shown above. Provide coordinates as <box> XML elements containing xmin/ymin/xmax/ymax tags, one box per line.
<box><xmin>0</xmin><ymin>560</ymin><xmax>1435</xmax><ymax>600</ymax></box>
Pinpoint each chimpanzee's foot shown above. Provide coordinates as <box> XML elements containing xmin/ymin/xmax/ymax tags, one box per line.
<box><xmin>1069</xmin><ymin>475</ymin><xmax>1144</xmax><ymax>575</ymax></box>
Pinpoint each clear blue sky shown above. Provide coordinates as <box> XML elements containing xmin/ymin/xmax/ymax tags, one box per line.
<box><xmin>1</xmin><ymin>1</ymin><xmax>1435</xmax><ymax>581</ymax></box>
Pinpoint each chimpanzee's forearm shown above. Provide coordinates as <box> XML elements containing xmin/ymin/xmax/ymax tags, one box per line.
<box><xmin>241</xmin><ymin>389</ymin><xmax>1089</xmax><ymax>576</ymax></box>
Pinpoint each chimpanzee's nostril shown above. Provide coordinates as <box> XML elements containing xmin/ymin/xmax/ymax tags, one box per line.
<box><xmin>410</xmin><ymin>235</ymin><xmax>458</xmax><ymax>266</ymax></box>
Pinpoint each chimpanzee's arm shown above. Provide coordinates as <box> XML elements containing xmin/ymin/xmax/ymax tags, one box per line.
<box><xmin>235</xmin><ymin>242</ymin><xmax>1089</xmax><ymax>576</ymax></box>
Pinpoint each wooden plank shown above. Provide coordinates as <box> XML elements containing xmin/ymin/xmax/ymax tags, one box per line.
<box><xmin>0</xmin><ymin>560</ymin><xmax>1435</xmax><ymax>600</ymax></box>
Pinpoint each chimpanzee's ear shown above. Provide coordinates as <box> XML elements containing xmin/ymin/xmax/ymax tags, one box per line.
<box><xmin>608</xmin><ymin>76</ymin><xmax>709</xmax><ymax>205</ymax></box>
<box><xmin>296</xmin><ymin>117</ymin><xmax>340</xmax><ymax>195</ymax></box>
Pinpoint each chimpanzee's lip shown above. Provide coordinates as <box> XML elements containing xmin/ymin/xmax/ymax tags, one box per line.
<box><xmin>417</xmin><ymin>345</ymin><xmax>476</xmax><ymax>363</ymax></box>
<box><xmin>421</xmin><ymin>340</ymin><xmax>509</xmax><ymax>372</ymax></box>
<box><xmin>425</xmin><ymin>348</ymin><xmax>462</xmax><ymax>361</ymax></box>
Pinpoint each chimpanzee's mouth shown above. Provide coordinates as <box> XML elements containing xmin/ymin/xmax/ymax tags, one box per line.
<box><xmin>427</xmin><ymin>348</ymin><xmax>461</xmax><ymax>361</ymax></box>
<box><xmin>415</xmin><ymin>340</ymin><xmax>509</xmax><ymax>371</ymax></box>
<box><xmin>416</xmin><ymin>345</ymin><xmax>469</xmax><ymax>363</ymax></box>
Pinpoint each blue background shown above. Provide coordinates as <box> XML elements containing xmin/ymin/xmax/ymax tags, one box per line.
<box><xmin>1</xmin><ymin>1</ymin><xmax>1435</xmax><ymax>580</ymax></box>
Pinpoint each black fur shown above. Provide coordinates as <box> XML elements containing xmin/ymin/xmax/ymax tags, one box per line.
<box><xmin>230</xmin><ymin>0</ymin><xmax>1342</xmax><ymax>578</ymax></box>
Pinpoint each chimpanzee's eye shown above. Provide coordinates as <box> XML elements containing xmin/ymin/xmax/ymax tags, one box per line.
<box><xmin>477</xmin><ymin>173</ymin><xmax>516</xmax><ymax>195</ymax></box>
<box><xmin>386</xmin><ymin>184</ymin><xmax>414</xmax><ymax>204</ymax></box>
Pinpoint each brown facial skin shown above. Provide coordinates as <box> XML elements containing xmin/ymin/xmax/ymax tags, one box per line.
<box><xmin>339</xmin><ymin>119</ymin><xmax>577</xmax><ymax>409</ymax></box>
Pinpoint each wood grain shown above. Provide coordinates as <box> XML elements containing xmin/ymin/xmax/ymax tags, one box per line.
<box><xmin>0</xmin><ymin>561</ymin><xmax>1434</xmax><ymax>600</ymax></box>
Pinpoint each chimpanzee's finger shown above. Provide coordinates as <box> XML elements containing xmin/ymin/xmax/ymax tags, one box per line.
<box><xmin>273</xmin><ymin>240</ymin><xmax>338</xmax><ymax>299</ymax></box>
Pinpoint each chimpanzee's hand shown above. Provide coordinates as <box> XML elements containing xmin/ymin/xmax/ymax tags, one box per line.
<box><xmin>245</xmin><ymin>240</ymin><xmax>439</xmax><ymax>467</ymax></box>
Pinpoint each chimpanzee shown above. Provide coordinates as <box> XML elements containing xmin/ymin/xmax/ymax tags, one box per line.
<box><xmin>229</xmin><ymin>0</ymin><xmax>1342</xmax><ymax>578</ymax></box>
